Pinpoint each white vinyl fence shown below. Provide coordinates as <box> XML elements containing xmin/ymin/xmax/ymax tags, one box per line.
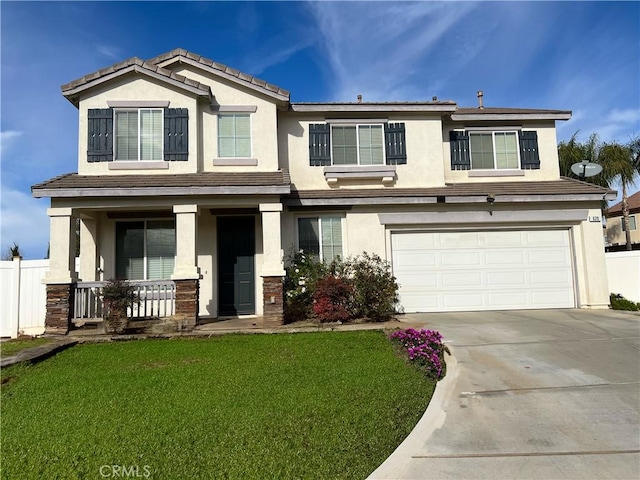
<box><xmin>606</xmin><ymin>251</ymin><xmax>640</xmax><ymax>303</ymax></box>
<box><xmin>0</xmin><ymin>258</ymin><xmax>48</xmax><ymax>338</ymax></box>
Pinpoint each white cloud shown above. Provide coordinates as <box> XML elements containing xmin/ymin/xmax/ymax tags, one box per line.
<box><xmin>307</xmin><ymin>2</ymin><xmax>478</xmax><ymax>100</ymax></box>
<box><xmin>0</xmin><ymin>130</ymin><xmax>23</xmax><ymax>154</ymax></box>
<box><xmin>0</xmin><ymin>186</ymin><xmax>49</xmax><ymax>260</ymax></box>
<box><xmin>97</xmin><ymin>45</ymin><xmax>120</xmax><ymax>60</ymax></box>
<box><xmin>247</xmin><ymin>40</ymin><xmax>313</xmax><ymax>75</ymax></box>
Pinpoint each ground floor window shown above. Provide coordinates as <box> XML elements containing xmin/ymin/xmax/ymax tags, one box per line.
<box><xmin>116</xmin><ymin>220</ymin><xmax>175</xmax><ymax>280</ymax></box>
<box><xmin>297</xmin><ymin>216</ymin><xmax>343</xmax><ymax>262</ymax></box>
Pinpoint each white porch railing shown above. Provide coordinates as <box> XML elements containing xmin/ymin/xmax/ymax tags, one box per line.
<box><xmin>73</xmin><ymin>280</ymin><xmax>176</xmax><ymax>321</ymax></box>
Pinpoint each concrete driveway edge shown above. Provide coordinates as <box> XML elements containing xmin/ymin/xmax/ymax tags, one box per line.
<box><xmin>368</xmin><ymin>348</ymin><xmax>460</xmax><ymax>480</ymax></box>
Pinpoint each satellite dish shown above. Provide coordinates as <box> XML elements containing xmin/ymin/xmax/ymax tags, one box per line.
<box><xmin>570</xmin><ymin>160</ymin><xmax>603</xmax><ymax>179</ymax></box>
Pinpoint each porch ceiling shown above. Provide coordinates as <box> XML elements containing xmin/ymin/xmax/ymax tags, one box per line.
<box><xmin>32</xmin><ymin>171</ymin><xmax>291</xmax><ymax>198</ymax></box>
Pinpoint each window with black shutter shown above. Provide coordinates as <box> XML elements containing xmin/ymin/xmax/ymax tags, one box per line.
<box><xmin>309</xmin><ymin>123</ymin><xmax>331</xmax><ymax>166</ymax></box>
<box><xmin>87</xmin><ymin>108</ymin><xmax>113</xmax><ymax>162</ymax></box>
<box><xmin>164</xmin><ymin>108</ymin><xmax>189</xmax><ymax>161</ymax></box>
<box><xmin>384</xmin><ymin>123</ymin><xmax>407</xmax><ymax>165</ymax></box>
<box><xmin>519</xmin><ymin>131</ymin><xmax>540</xmax><ymax>169</ymax></box>
<box><xmin>450</xmin><ymin>130</ymin><xmax>471</xmax><ymax>170</ymax></box>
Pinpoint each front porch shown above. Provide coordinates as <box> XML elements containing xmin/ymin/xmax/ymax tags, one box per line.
<box><xmin>41</xmin><ymin>198</ymin><xmax>288</xmax><ymax>335</ymax></box>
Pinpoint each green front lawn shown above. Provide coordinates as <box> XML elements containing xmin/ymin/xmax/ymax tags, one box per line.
<box><xmin>1</xmin><ymin>331</ymin><xmax>435</xmax><ymax>479</ymax></box>
<box><xmin>0</xmin><ymin>337</ymin><xmax>53</xmax><ymax>358</ymax></box>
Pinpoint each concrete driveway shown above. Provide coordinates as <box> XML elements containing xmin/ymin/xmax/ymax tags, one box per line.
<box><xmin>369</xmin><ymin>309</ymin><xmax>640</xmax><ymax>480</ymax></box>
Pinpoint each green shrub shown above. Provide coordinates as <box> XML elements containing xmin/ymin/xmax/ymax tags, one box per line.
<box><xmin>340</xmin><ymin>253</ymin><xmax>398</xmax><ymax>322</ymax></box>
<box><xmin>610</xmin><ymin>293</ymin><xmax>640</xmax><ymax>311</ymax></box>
<box><xmin>284</xmin><ymin>251</ymin><xmax>327</xmax><ymax>322</ymax></box>
<box><xmin>284</xmin><ymin>250</ymin><xmax>399</xmax><ymax>323</ymax></box>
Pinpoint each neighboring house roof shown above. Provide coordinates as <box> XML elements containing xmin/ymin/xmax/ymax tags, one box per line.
<box><xmin>290</xmin><ymin>102</ymin><xmax>457</xmax><ymax>113</ymax></box>
<box><xmin>606</xmin><ymin>190</ymin><xmax>640</xmax><ymax>217</ymax></box>
<box><xmin>61</xmin><ymin>57</ymin><xmax>213</xmax><ymax>107</ymax></box>
<box><xmin>286</xmin><ymin>178</ymin><xmax>613</xmax><ymax>206</ymax></box>
<box><xmin>148</xmin><ymin>48</ymin><xmax>290</xmax><ymax>103</ymax></box>
<box><xmin>450</xmin><ymin>107</ymin><xmax>572</xmax><ymax>121</ymax></box>
<box><xmin>32</xmin><ymin>171</ymin><xmax>291</xmax><ymax>197</ymax></box>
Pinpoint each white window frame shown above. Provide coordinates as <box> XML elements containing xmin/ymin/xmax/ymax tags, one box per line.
<box><xmin>116</xmin><ymin>220</ymin><xmax>175</xmax><ymax>280</ymax></box>
<box><xmin>622</xmin><ymin>215</ymin><xmax>637</xmax><ymax>231</ymax></box>
<box><xmin>296</xmin><ymin>215</ymin><xmax>345</xmax><ymax>262</ymax></box>
<box><xmin>469</xmin><ymin>130</ymin><xmax>521</xmax><ymax>170</ymax></box>
<box><xmin>217</xmin><ymin>113</ymin><xmax>252</xmax><ymax>158</ymax></box>
<box><xmin>114</xmin><ymin>108</ymin><xmax>164</xmax><ymax>162</ymax></box>
<box><xmin>330</xmin><ymin>124</ymin><xmax>386</xmax><ymax>166</ymax></box>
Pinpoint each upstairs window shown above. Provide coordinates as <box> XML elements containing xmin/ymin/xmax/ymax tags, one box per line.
<box><xmin>469</xmin><ymin>131</ymin><xmax>520</xmax><ymax>169</ymax></box>
<box><xmin>309</xmin><ymin>123</ymin><xmax>406</xmax><ymax>166</ymax></box>
<box><xmin>450</xmin><ymin>130</ymin><xmax>539</xmax><ymax>170</ymax></box>
<box><xmin>116</xmin><ymin>220</ymin><xmax>175</xmax><ymax>280</ymax></box>
<box><xmin>332</xmin><ymin>125</ymin><xmax>384</xmax><ymax>165</ymax></box>
<box><xmin>115</xmin><ymin>109</ymin><xmax>163</xmax><ymax>161</ymax></box>
<box><xmin>218</xmin><ymin>114</ymin><xmax>251</xmax><ymax>157</ymax></box>
<box><xmin>297</xmin><ymin>216</ymin><xmax>343</xmax><ymax>262</ymax></box>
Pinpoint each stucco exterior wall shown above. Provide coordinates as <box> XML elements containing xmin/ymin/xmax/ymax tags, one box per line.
<box><xmin>282</xmin><ymin>201</ymin><xmax>611</xmax><ymax>310</ymax></box>
<box><xmin>278</xmin><ymin>113</ymin><xmax>447</xmax><ymax>190</ymax></box>
<box><xmin>169</xmin><ymin>66</ymin><xmax>280</xmax><ymax>173</ymax></box>
<box><xmin>443</xmin><ymin>121</ymin><xmax>561</xmax><ymax>183</ymax></box>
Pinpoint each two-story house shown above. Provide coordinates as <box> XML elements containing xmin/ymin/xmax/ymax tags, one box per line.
<box><xmin>32</xmin><ymin>49</ymin><xmax>614</xmax><ymax>334</ymax></box>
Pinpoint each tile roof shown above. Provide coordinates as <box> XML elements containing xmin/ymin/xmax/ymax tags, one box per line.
<box><xmin>32</xmin><ymin>171</ymin><xmax>291</xmax><ymax>197</ymax></box>
<box><xmin>455</xmin><ymin>107</ymin><xmax>572</xmax><ymax>115</ymax></box>
<box><xmin>147</xmin><ymin>48</ymin><xmax>290</xmax><ymax>100</ymax></box>
<box><xmin>606</xmin><ymin>190</ymin><xmax>640</xmax><ymax>216</ymax></box>
<box><xmin>61</xmin><ymin>57</ymin><xmax>212</xmax><ymax>106</ymax></box>
<box><xmin>287</xmin><ymin>178</ymin><xmax>613</xmax><ymax>202</ymax></box>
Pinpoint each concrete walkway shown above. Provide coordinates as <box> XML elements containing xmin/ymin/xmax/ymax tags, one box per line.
<box><xmin>370</xmin><ymin>309</ymin><xmax>640</xmax><ymax>480</ymax></box>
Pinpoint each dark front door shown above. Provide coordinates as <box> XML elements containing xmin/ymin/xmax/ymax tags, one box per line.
<box><xmin>217</xmin><ymin>216</ymin><xmax>255</xmax><ymax>315</ymax></box>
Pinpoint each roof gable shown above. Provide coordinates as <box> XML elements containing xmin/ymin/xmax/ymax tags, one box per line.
<box><xmin>148</xmin><ymin>48</ymin><xmax>290</xmax><ymax>103</ymax></box>
<box><xmin>61</xmin><ymin>57</ymin><xmax>213</xmax><ymax>107</ymax></box>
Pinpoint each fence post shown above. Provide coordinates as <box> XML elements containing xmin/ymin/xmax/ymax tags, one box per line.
<box><xmin>10</xmin><ymin>256</ymin><xmax>21</xmax><ymax>338</ymax></box>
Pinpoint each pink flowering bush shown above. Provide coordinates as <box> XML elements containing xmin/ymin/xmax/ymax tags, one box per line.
<box><xmin>389</xmin><ymin>328</ymin><xmax>449</xmax><ymax>380</ymax></box>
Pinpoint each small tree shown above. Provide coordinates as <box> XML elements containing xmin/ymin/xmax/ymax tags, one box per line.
<box><xmin>2</xmin><ymin>242</ymin><xmax>22</xmax><ymax>260</ymax></box>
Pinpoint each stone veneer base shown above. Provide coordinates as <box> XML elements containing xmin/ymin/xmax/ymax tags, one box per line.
<box><xmin>262</xmin><ymin>276</ymin><xmax>284</xmax><ymax>326</ymax></box>
<box><xmin>45</xmin><ymin>284</ymin><xmax>74</xmax><ymax>335</ymax></box>
<box><xmin>173</xmin><ymin>279</ymin><xmax>199</xmax><ymax>331</ymax></box>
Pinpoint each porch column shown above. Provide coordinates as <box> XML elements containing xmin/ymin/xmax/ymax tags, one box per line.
<box><xmin>78</xmin><ymin>215</ymin><xmax>98</xmax><ymax>281</ymax></box>
<box><xmin>44</xmin><ymin>207</ymin><xmax>77</xmax><ymax>335</ymax></box>
<box><xmin>171</xmin><ymin>205</ymin><xmax>200</xmax><ymax>330</ymax></box>
<box><xmin>259</xmin><ymin>203</ymin><xmax>285</xmax><ymax>326</ymax></box>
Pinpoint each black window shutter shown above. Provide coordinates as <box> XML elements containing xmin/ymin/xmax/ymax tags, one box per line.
<box><xmin>384</xmin><ymin>123</ymin><xmax>407</xmax><ymax>165</ymax></box>
<box><xmin>450</xmin><ymin>130</ymin><xmax>470</xmax><ymax>170</ymax></box>
<box><xmin>164</xmin><ymin>108</ymin><xmax>189</xmax><ymax>161</ymax></box>
<box><xmin>519</xmin><ymin>131</ymin><xmax>540</xmax><ymax>169</ymax></box>
<box><xmin>87</xmin><ymin>108</ymin><xmax>113</xmax><ymax>162</ymax></box>
<box><xmin>309</xmin><ymin>123</ymin><xmax>331</xmax><ymax>166</ymax></box>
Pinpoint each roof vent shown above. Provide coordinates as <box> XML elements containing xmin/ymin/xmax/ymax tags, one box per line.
<box><xmin>477</xmin><ymin>90</ymin><xmax>484</xmax><ymax>109</ymax></box>
<box><xmin>432</xmin><ymin>96</ymin><xmax>438</xmax><ymax>102</ymax></box>
<box><xmin>357</xmin><ymin>94</ymin><xmax>362</xmax><ymax>103</ymax></box>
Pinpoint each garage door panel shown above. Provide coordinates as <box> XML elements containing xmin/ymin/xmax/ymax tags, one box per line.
<box><xmin>442</xmin><ymin>271</ymin><xmax>483</xmax><ymax>287</ymax></box>
<box><xmin>392</xmin><ymin>229</ymin><xmax>575</xmax><ymax>313</ymax></box>
<box><xmin>486</xmin><ymin>271</ymin><xmax>527</xmax><ymax>286</ymax></box>
<box><xmin>530</xmin><ymin>270</ymin><xmax>572</xmax><ymax>285</ymax></box>
<box><xmin>485</xmin><ymin>250</ymin><xmax>526</xmax><ymax>266</ymax></box>
<box><xmin>395</xmin><ymin>251</ymin><xmax>437</xmax><ymax>268</ymax></box>
<box><xmin>526</xmin><ymin>230</ymin><xmax>568</xmax><ymax>246</ymax></box>
<box><xmin>439</xmin><ymin>232</ymin><xmax>482</xmax><ymax>247</ymax></box>
<box><xmin>488</xmin><ymin>291</ymin><xmax>529</xmax><ymax>307</ymax></box>
<box><xmin>528</xmin><ymin>249</ymin><xmax>571</xmax><ymax>265</ymax></box>
<box><xmin>484</xmin><ymin>231</ymin><xmax>524</xmax><ymax>246</ymax></box>
<box><xmin>442</xmin><ymin>293</ymin><xmax>484</xmax><ymax>309</ymax></box>
<box><xmin>441</xmin><ymin>251</ymin><xmax>481</xmax><ymax>266</ymax></box>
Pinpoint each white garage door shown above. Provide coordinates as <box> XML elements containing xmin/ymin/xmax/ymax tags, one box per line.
<box><xmin>392</xmin><ymin>229</ymin><xmax>575</xmax><ymax>312</ymax></box>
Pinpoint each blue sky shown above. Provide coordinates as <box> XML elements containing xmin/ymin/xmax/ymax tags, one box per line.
<box><xmin>1</xmin><ymin>1</ymin><xmax>639</xmax><ymax>259</ymax></box>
